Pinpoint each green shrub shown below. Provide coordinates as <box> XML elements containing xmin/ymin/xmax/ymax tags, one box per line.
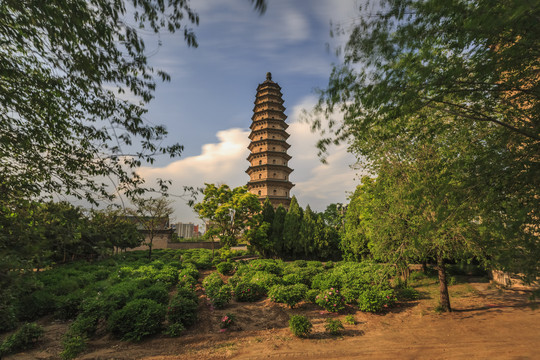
<box><xmin>219</xmin><ymin>312</ymin><xmax>235</xmax><ymax>329</ymax></box>
<box><xmin>316</xmin><ymin>288</ymin><xmax>346</xmax><ymax>312</ymax></box>
<box><xmin>60</xmin><ymin>334</ymin><xmax>86</xmax><ymax>360</ymax></box>
<box><xmin>17</xmin><ymin>289</ymin><xmax>58</xmax><ymax>320</ymax></box>
<box><xmin>234</xmin><ymin>282</ymin><xmax>265</xmax><ymax>302</ymax></box>
<box><xmin>325</xmin><ymin>319</ymin><xmax>344</xmax><ymax>335</ymax></box>
<box><xmin>305</xmin><ymin>289</ymin><xmax>319</xmax><ymax>303</ymax></box>
<box><xmin>249</xmin><ymin>271</ymin><xmax>281</xmax><ymax>292</ymax></box>
<box><xmin>0</xmin><ymin>300</ymin><xmax>18</xmax><ymax>332</ymax></box>
<box><xmin>324</xmin><ymin>261</ymin><xmax>335</xmax><ymax>269</ymax></box>
<box><xmin>178</xmin><ymin>274</ymin><xmax>197</xmax><ymax>289</ymax></box>
<box><xmin>154</xmin><ymin>265</ymin><xmax>179</xmax><ymax>288</ymax></box>
<box><xmin>55</xmin><ymin>289</ymin><xmax>87</xmax><ymax>320</ymax></box>
<box><xmin>167</xmin><ymin>292</ymin><xmax>198</xmax><ymax>327</ymax></box>
<box><xmin>396</xmin><ymin>286</ymin><xmax>420</xmax><ymax>301</ymax></box>
<box><xmin>101</xmin><ymin>281</ymin><xmax>139</xmax><ymax>313</ymax></box>
<box><xmin>341</xmin><ymin>288</ymin><xmax>361</xmax><ymax>305</ymax></box>
<box><xmin>311</xmin><ymin>273</ymin><xmax>341</xmax><ymax>291</ymax></box>
<box><xmin>344</xmin><ymin>315</ymin><xmax>356</xmax><ymax>325</ymax></box>
<box><xmin>306</xmin><ymin>261</ymin><xmax>323</xmax><ymax>268</ymax></box>
<box><xmin>357</xmin><ymin>288</ymin><xmax>396</xmax><ymax>313</ymax></box>
<box><xmin>179</xmin><ymin>265</ymin><xmax>199</xmax><ymax>280</ymax></box>
<box><xmin>165</xmin><ymin>323</ymin><xmax>185</xmax><ymax>337</ymax></box>
<box><xmin>268</xmin><ymin>284</ymin><xmax>308</xmax><ymax>308</ymax></box>
<box><xmin>210</xmin><ymin>284</ymin><xmax>233</xmax><ymax>309</ymax></box>
<box><xmin>0</xmin><ymin>323</ymin><xmax>44</xmax><ymax>356</ymax></box>
<box><xmin>134</xmin><ymin>283</ymin><xmax>170</xmax><ymax>305</ymax></box>
<box><xmin>282</xmin><ymin>273</ymin><xmax>302</xmax><ymax>285</ymax></box>
<box><xmin>247</xmin><ymin>260</ymin><xmax>283</xmax><ymax>275</ymax></box>
<box><xmin>68</xmin><ymin>314</ymin><xmax>99</xmax><ymax>337</ymax></box>
<box><xmin>216</xmin><ymin>261</ymin><xmax>235</xmax><ymax>275</ymax></box>
<box><xmin>108</xmin><ymin>299</ymin><xmax>165</xmax><ymax>341</ymax></box>
<box><xmin>288</xmin><ymin>315</ymin><xmax>312</xmax><ymax>337</ymax></box>
<box><xmin>293</xmin><ymin>260</ymin><xmax>307</xmax><ymax>268</ymax></box>
<box><xmin>202</xmin><ymin>272</ymin><xmax>225</xmax><ymax>298</ymax></box>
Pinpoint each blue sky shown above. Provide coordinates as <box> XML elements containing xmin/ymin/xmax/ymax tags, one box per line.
<box><xmin>133</xmin><ymin>0</ymin><xmax>366</xmax><ymax>224</ymax></box>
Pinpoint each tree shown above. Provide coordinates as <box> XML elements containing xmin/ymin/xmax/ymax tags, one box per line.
<box><xmin>341</xmin><ymin>182</ymin><xmax>373</xmax><ymax>261</ymax></box>
<box><xmin>314</xmin><ymin>0</ymin><xmax>539</xmax><ymax>287</ymax></box>
<box><xmin>249</xmin><ymin>198</ymin><xmax>275</xmax><ymax>257</ymax></box>
<box><xmin>271</xmin><ymin>205</ymin><xmax>287</xmax><ymax>257</ymax></box>
<box><xmin>282</xmin><ymin>196</ymin><xmax>303</xmax><ymax>258</ymax></box>
<box><xmin>299</xmin><ymin>205</ymin><xmax>316</xmax><ymax>258</ymax></box>
<box><xmin>0</xmin><ymin>0</ymin><xmax>266</xmax><ymax>203</ymax></box>
<box><xmin>128</xmin><ymin>197</ymin><xmax>174</xmax><ymax>259</ymax></box>
<box><xmin>87</xmin><ymin>209</ymin><xmax>143</xmax><ymax>254</ymax></box>
<box><xmin>194</xmin><ymin>184</ymin><xmax>261</xmax><ymax>249</ymax></box>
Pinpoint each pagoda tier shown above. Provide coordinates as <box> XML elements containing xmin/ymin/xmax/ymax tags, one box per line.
<box><xmin>246</xmin><ymin>73</ymin><xmax>294</xmax><ymax>208</ymax></box>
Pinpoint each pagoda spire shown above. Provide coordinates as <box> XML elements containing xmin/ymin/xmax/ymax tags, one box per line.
<box><xmin>246</xmin><ymin>73</ymin><xmax>294</xmax><ymax>208</ymax></box>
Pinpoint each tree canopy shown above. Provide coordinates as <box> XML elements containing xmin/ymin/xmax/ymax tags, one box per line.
<box><xmin>194</xmin><ymin>184</ymin><xmax>262</xmax><ymax>248</ymax></box>
<box><xmin>313</xmin><ymin>0</ymin><xmax>539</xmax><ymax>284</ymax></box>
<box><xmin>0</xmin><ymin>0</ymin><xmax>266</xmax><ymax>203</ymax></box>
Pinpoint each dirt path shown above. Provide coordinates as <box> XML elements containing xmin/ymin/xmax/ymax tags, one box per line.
<box><xmin>7</xmin><ymin>280</ymin><xmax>540</xmax><ymax>359</ymax></box>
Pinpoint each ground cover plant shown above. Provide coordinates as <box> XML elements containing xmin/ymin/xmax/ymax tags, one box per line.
<box><xmin>1</xmin><ymin>249</ymin><xmax>210</xmax><ymax>359</ymax></box>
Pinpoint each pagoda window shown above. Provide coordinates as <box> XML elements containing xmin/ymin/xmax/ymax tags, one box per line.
<box><xmin>260</xmin><ymin>136</ymin><xmax>263</xmax><ymax>140</ymax></box>
<box><xmin>259</xmin><ymin>160</ymin><xmax>262</xmax><ymax>165</ymax></box>
<box><xmin>272</xmin><ymin>147</ymin><xmax>275</xmax><ymax>151</ymax></box>
<box><xmin>272</xmin><ymin>160</ymin><xmax>276</xmax><ymax>164</ymax></box>
<box><xmin>273</xmin><ymin>173</ymin><xmax>276</xmax><ymax>177</ymax></box>
<box><xmin>259</xmin><ymin>174</ymin><xmax>262</xmax><ymax>179</ymax></box>
<box><xmin>259</xmin><ymin>147</ymin><xmax>262</xmax><ymax>152</ymax></box>
<box><xmin>258</xmin><ymin>190</ymin><xmax>261</xmax><ymax>196</ymax></box>
<box><xmin>273</xmin><ymin>189</ymin><xmax>277</xmax><ymax>195</ymax></box>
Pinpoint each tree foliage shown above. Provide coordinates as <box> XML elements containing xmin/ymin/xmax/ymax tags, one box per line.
<box><xmin>314</xmin><ymin>0</ymin><xmax>539</xmax><ymax>287</ymax></box>
<box><xmin>194</xmin><ymin>184</ymin><xmax>261</xmax><ymax>248</ymax></box>
<box><xmin>0</xmin><ymin>0</ymin><xmax>266</xmax><ymax>203</ymax></box>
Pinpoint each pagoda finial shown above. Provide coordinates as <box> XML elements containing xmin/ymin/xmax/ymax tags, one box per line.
<box><xmin>266</xmin><ymin>72</ymin><xmax>272</xmax><ymax>81</ymax></box>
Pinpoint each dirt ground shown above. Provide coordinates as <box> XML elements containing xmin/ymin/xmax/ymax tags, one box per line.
<box><xmin>8</xmin><ymin>274</ymin><xmax>540</xmax><ymax>360</ymax></box>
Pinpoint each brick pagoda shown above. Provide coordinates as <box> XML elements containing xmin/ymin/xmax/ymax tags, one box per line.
<box><xmin>246</xmin><ymin>72</ymin><xmax>294</xmax><ymax>208</ymax></box>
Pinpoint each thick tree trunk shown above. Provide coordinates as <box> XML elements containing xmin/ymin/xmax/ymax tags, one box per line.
<box><xmin>437</xmin><ymin>254</ymin><xmax>451</xmax><ymax>312</ymax></box>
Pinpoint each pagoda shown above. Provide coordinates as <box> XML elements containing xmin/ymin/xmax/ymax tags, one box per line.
<box><xmin>246</xmin><ymin>72</ymin><xmax>294</xmax><ymax>208</ymax></box>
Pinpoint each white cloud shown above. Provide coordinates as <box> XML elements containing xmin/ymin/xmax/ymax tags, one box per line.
<box><xmin>137</xmin><ymin>96</ymin><xmax>363</xmax><ymax>223</ymax></box>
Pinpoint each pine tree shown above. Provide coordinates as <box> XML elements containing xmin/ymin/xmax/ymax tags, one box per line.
<box><xmin>283</xmin><ymin>196</ymin><xmax>303</xmax><ymax>259</ymax></box>
<box><xmin>271</xmin><ymin>205</ymin><xmax>287</xmax><ymax>257</ymax></box>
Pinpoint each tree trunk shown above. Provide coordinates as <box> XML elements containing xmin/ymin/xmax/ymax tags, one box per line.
<box><xmin>437</xmin><ymin>254</ymin><xmax>451</xmax><ymax>312</ymax></box>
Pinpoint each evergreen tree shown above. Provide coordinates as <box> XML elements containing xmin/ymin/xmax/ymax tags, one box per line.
<box><xmin>283</xmin><ymin>196</ymin><xmax>303</xmax><ymax>259</ymax></box>
<box><xmin>299</xmin><ymin>205</ymin><xmax>316</xmax><ymax>259</ymax></box>
<box><xmin>271</xmin><ymin>205</ymin><xmax>287</xmax><ymax>257</ymax></box>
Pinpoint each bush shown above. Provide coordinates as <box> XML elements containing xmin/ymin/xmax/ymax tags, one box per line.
<box><xmin>55</xmin><ymin>289</ymin><xmax>90</xmax><ymax>320</ymax></box>
<box><xmin>282</xmin><ymin>273</ymin><xmax>302</xmax><ymax>285</ymax></box>
<box><xmin>202</xmin><ymin>272</ymin><xmax>224</xmax><ymax>298</ymax></box>
<box><xmin>0</xmin><ymin>323</ymin><xmax>44</xmax><ymax>356</ymax></box>
<box><xmin>396</xmin><ymin>287</ymin><xmax>420</xmax><ymax>301</ymax></box>
<box><xmin>234</xmin><ymin>282</ymin><xmax>265</xmax><ymax>302</ymax></box>
<box><xmin>249</xmin><ymin>271</ymin><xmax>281</xmax><ymax>292</ymax></box>
<box><xmin>315</xmin><ymin>288</ymin><xmax>346</xmax><ymax>312</ymax></box>
<box><xmin>305</xmin><ymin>289</ymin><xmax>319</xmax><ymax>303</ymax></box>
<box><xmin>165</xmin><ymin>323</ymin><xmax>185</xmax><ymax>337</ymax></box>
<box><xmin>293</xmin><ymin>260</ymin><xmax>307</xmax><ymax>268</ymax></box>
<box><xmin>108</xmin><ymin>299</ymin><xmax>165</xmax><ymax>341</ymax></box>
<box><xmin>17</xmin><ymin>289</ymin><xmax>58</xmax><ymax>320</ymax></box>
<box><xmin>247</xmin><ymin>260</ymin><xmax>283</xmax><ymax>275</ymax></box>
<box><xmin>0</xmin><ymin>299</ymin><xmax>18</xmax><ymax>332</ymax></box>
<box><xmin>60</xmin><ymin>334</ymin><xmax>86</xmax><ymax>360</ymax></box>
<box><xmin>325</xmin><ymin>319</ymin><xmax>344</xmax><ymax>335</ymax></box>
<box><xmin>210</xmin><ymin>284</ymin><xmax>233</xmax><ymax>309</ymax></box>
<box><xmin>268</xmin><ymin>284</ymin><xmax>308</xmax><ymax>308</ymax></box>
<box><xmin>220</xmin><ymin>312</ymin><xmax>235</xmax><ymax>329</ymax></box>
<box><xmin>311</xmin><ymin>273</ymin><xmax>341</xmax><ymax>291</ymax></box>
<box><xmin>167</xmin><ymin>292</ymin><xmax>198</xmax><ymax>327</ymax></box>
<box><xmin>216</xmin><ymin>261</ymin><xmax>235</xmax><ymax>275</ymax></box>
<box><xmin>357</xmin><ymin>288</ymin><xmax>396</xmax><ymax>313</ymax></box>
<box><xmin>178</xmin><ymin>274</ymin><xmax>197</xmax><ymax>289</ymax></box>
<box><xmin>134</xmin><ymin>283</ymin><xmax>170</xmax><ymax>305</ymax></box>
<box><xmin>341</xmin><ymin>288</ymin><xmax>361</xmax><ymax>305</ymax></box>
<box><xmin>179</xmin><ymin>265</ymin><xmax>199</xmax><ymax>280</ymax></box>
<box><xmin>344</xmin><ymin>315</ymin><xmax>356</xmax><ymax>325</ymax></box>
<box><xmin>288</xmin><ymin>315</ymin><xmax>312</xmax><ymax>337</ymax></box>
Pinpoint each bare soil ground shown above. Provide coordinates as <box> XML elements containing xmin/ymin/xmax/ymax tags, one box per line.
<box><xmin>7</xmin><ymin>274</ymin><xmax>540</xmax><ymax>360</ymax></box>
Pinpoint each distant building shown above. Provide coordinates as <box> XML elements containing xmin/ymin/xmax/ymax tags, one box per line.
<box><xmin>172</xmin><ymin>222</ymin><xmax>200</xmax><ymax>238</ymax></box>
<box><xmin>246</xmin><ymin>72</ymin><xmax>294</xmax><ymax>209</ymax></box>
<box><xmin>123</xmin><ymin>216</ymin><xmax>172</xmax><ymax>251</ymax></box>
